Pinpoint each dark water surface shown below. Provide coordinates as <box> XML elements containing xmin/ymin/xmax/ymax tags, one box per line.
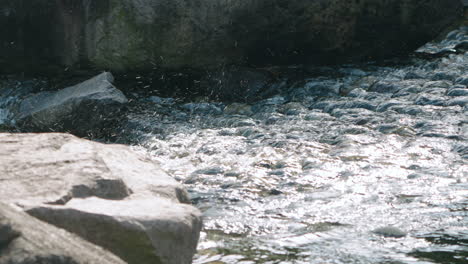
<box><xmin>1</xmin><ymin>27</ymin><xmax>467</xmax><ymax>264</ymax></box>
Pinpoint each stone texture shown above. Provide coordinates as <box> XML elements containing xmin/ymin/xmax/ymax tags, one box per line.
<box><xmin>0</xmin><ymin>202</ymin><xmax>126</xmax><ymax>264</ymax></box>
<box><xmin>12</xmin><ymin>72</ymin><xmax>127</xmax><ymax>137</ymax></box>
<box><xmin>0</xmin><ymin>0</ymin><xmax>462</xmax><ymax>73</ymax></box>
<box><xmin>0</xmin><ymin>132</ymin><xmax>202</xmax><ymax>264</ymax></box>
<box><xmin>27</xmin><ymin>198</ymin><xmax>201</xmax><ymax>264</ymax></box>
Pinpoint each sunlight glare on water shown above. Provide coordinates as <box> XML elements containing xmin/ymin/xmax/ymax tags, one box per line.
<box><xmin>120</xmin><ymin>29</ymin><xmax>468</xmax><ymax>261</ymax></box>
<box><xmin>1</xmin><ymin>27</ymin><xmax>465</xmax><ymax>264</ymax></box>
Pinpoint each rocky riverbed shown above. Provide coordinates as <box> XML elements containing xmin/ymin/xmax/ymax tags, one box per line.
<box><xmin>110</xmin><ymin>26</ymin><xmax>467</xmax><ymax>264</ymax></box>
<box><xmin>1</xmin><ymin>23</ymin><xmax>467</xmax><ymax>264</ymax></box>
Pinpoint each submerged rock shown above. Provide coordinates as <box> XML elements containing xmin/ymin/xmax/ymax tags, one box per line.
<box><xmin>0</xmin><ymin>202</ymin><xmax>126</xmax><ymax>264</ymax></box>
<box><xmin>0</xmin><ymin>133</ymin><xmax>202</xmax><ymax>264</ymax></box>
<box><xmin>0</xmin><ymin>0</ymin><xmax>462</xmax><ymax>73</ymax></box>
<box><xmin>372</xmin><ymin>226</ymin><xmax>407</xmax><ymax>238</ymax></box>
<box><xmin>13</xmin><ymin>72</ymin><xmax>127</xmax><ymax>138</ymax></box>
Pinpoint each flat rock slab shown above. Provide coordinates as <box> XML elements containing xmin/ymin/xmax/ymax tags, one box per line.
<box><xmin>0</xmin><ymin>133</ymin><xmax>187</xmax><ymax>204</ymax></box>
<box><xmin>28</xmin><ymin>197</ymin><xmax>201</xmax><ymax>264</ymax></box>
<box><xmin>0</xmin><ymin>133</ymin><xmax>202</xmax><ymax>264</ymax></box>
<box><xmin>0</xmin><ymin>202</ymin><xmax>126</xmax><ymax>264</ymax></box>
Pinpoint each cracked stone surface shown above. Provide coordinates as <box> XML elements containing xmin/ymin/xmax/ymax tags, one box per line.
<box><xmin>0</xmin><ymin>202</ymin><xmax>126</xmax><ymax>264</ymax></box>
<box><xmin>0</xmin><ymin>132</ymin><xmax>202</xmax><ymax>264</ymax></box>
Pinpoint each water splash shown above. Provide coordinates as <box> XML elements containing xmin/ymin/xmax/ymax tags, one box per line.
<box><xmin>111</xmin><ymin>27</ymin><xmax>468</xmax><ymax>264</ymax></box>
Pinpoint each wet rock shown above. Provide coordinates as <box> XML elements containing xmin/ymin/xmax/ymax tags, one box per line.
<box><xmin>331</xmin><ymin>108</ymin><xmax>376</xmax><ymax>119</ymax></box>
<box><xmin>376</xmin><ymin>100</ymin><xmax>408</xmax><ymax>112</ymax></box>
<box><xmin>392</xmin><ymin>86</ymin><xmax>423</xmax><ymax>98</ymax></box>
<box><xmin>268</xmin><ymin>189</ymin><xmax>283</xmax><ymax>196</ymax></box>
<box><xmin>378</xmin><ymin>124</ymin><xmax>415</xmax><ymax>137</ymax></box>
<box><xmin>181</xmin><ymin>102</ymin><xmax>223</xmax><ymax>115</ymax></box>
<box><xmin>224</xmin><ymin>103</ymin><xmax>254</xmax><ymax>116</ymax></box>
<box><xmin>372</xmin><ymin>226</ymin><xmax>407</xmax><ymax>238</ymax></box>
<box><xmin>13</xmin><ymin>72</ymin><xmax>127</xmax><ymax>138</ymax></box>
<box><xmin>303</xmin><ymin>112</ymin><xmax>335</xmax><ymax>121</ymax></box>
<box><xmin>0</xmin><ymin>202</ymin><xmax>126</xmax><ymax>264</ymax></box>
<box><xmin>197</xmin><ymin>144</ymin><xmax>220</xmax><ymax>155</ymax></box>
<box><xmin>338</xmin><ymin>68</ymin><xmax>368</xmax><ymax>77</ymax></box>
<box><xmin>237</xmin><ymin>127</ymin><xmax>262</xmax><ymax>138</ymax></box>
<box><xmin>378</xmin><ymin>124</ymin><xmax>402</xmax><ymax>134</ymax></box>
<box><xmin>414</xmin><ymin>94</ymin><xmax>446</xmax><ymax>106</ymax></box>
<box><xmin>264</xmin><ymin>113</ymin><xmax>284</xmax><ymax>125</ymax></box>
<box><xmin>268</xmin><ymin>170</ymin><xmax>285</xmax><ymax>176</ymax></box>
<box><xmin>423</xmin><ymin>80</ymin><xmax>453</xmax><ymax>89</ymax></box>
<box><xmin>424</xmin><ymin>88</ymin><xmax>447</xmax><ymax>96</ymax></box>
<box><xmin>194</xmin><ymin>167</ymin><xmax>225</xmax><ymax>175</ymax></box>
<box><xmin>446</xmin><ymin>96</ymin><xmax>468</xmax><ymax>107</ymax></box>
<box><xmin>389</xmin><ymin>105</ymin><xmax>424</xmax><ymax>116</ymax></box>
<box><xmin>279</xmin><ymin>102</ymin><xmax>306</xmax><ymax>116</ymax></box>
<box><xmin>0</xmin><ymin>133</ymin><xmax>202</xmax><ymax>264</ymax></box>
<box><xmin>347</xmin><ymin>88</ymin><xmax>368</xmax><ymax>98</ymax></box>
<box><xmin>373</xmin><ymin>80</ymin><xmax>425</xmax><ymax>94</ymax></box>
<box><xmin>453</xmin><ymin>144</ymin><xmax>468</xmax><ymax>158</ymax></box>
<box><xmin>447</xmin><ymin>88</ymin><xmax>468</xmax><ymax>96</ymax></box>
<box><xmin>302</xmin><ymin>80</ymin><xmax>342</xmax><ymax>97</ymax></box>
<box><xmin>220</xmin><ymin>181</ymin><xmax>243</xmax><ymax>189</ymax></box>
<box><xmin>0</xmin><ymin>0</ymin><xmax>462</xmax><ymax>72</ymax></box>
<box><xmin>343</xmin><ymin>126</ymin><xmax>370</xmax><ymax>135</ymax></box>
<box><xmin>370</xmin><ymin>81</ymin><xmax>403</xmax><ymax>93</ymax></box>
<box><xmin>353</xmin><ymin>117</ymin><xmax>375</xmax><ymax>125</ymax></box>
<box><xmin>252</xmin><ymin>96</ymin><xmax>287</xmax><ymax>114</ymax></box>
<box><xmin>351</xmin><ymin>76</ymin><xmax>380</xmax><ymax>91</ymax></box>
<box><xmin>430</xmin><ymin>71</ymin><xmax>459</xmax><ymax>81</ymax></box>
<box><xmin>328</xmin><ymin>100</ymin><xmax>377</xmax><ymax>113</ymax></box>
<box><xmin>404</xmin><ymin>71</ymin><xmax>426</xmax><ymax>80</ymax></box>
<box><xmin>455</xmin><ymin>75</ymin><xmax>468</xmax><ymax>86</ymax></box>
<box><xmin>407</xmin><ymin>173</ymin><xmax>421</xmax><ymax>179</ymax></box>
<box><xmin>217</xmin><ymin>129</ymin><xmax>236</xmax><ymax>136</ymax></box>
<box><xmin>229</xmin><ymin>118</ymin><xmax>257</xmax><ymax>127</ymax></box>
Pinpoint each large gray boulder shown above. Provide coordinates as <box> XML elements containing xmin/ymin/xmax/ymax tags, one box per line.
<box><xmin>0</xmin><ymin>133</ymin><xmax>202</xmax><ymax>264</ymax></box>
<box><xmin>0</xmin><ymin>202</ymin><xmax>126</xmax><ymax>264</ymax></box>
<box><xmin>0</xmin><ymin>0</ymin><xmax>462</xmax><ymax>73</ymax></box>
<box><xmin>12</xmin><ymin>72</ymin><xmax>127</xmax><ymax>137</ymax></box>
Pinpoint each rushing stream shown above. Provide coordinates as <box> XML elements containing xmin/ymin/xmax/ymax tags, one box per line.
<box><xmin>1</xmin><ymin>27</ymin><xmax>467</xmax><ymax>264</ymax></box>
<box><xmin>113</xmin><ymin>26</ymin><xmax>467</xmax><ymax>264</ymax></box>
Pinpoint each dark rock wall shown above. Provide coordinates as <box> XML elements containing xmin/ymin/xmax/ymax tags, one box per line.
<box><xmin>0</xmin><ymin>0</ymin><xmax>463</xmax><ymax>74</ymax></box>
<box><xmin>0</xmin><ymin>0</ymin><xmax>109</xmax><ymax>73</ymax></box>
<box><xmin>0</xmin><ymin>1</ymin><xmax>56</xmax><ymax>71</ymax></box>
